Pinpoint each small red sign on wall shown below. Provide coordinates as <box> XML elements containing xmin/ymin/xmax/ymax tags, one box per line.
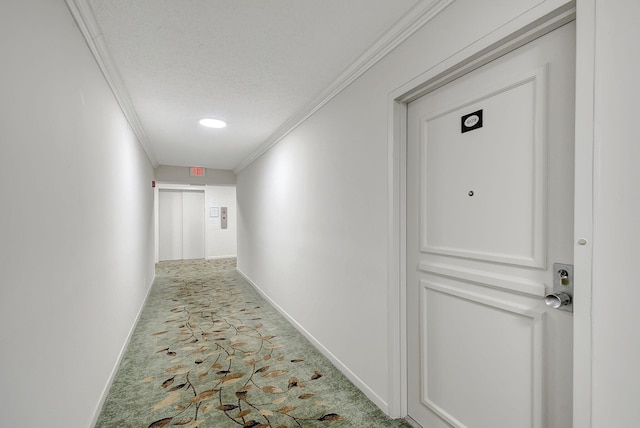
<box><xmin>190</xmin><ymin>167</ymin><xmax>206</xmax><ymax>177</ymax></box>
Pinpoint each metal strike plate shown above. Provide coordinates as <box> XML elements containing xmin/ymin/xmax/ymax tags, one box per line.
<box><xmin>548</xmin><ymin>263</ymin><xmax>573</xmax><ymax>313</ymax></box>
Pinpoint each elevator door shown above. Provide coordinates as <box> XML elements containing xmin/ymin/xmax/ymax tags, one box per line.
<box><xmin>158</xmin><ymin>190</ymin><xmax>205</xmax><ymax>261</ymax></box>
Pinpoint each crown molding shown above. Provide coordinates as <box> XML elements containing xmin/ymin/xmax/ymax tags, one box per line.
<box><xmin>233</xmin><ymin>0</ymin><xmax>454</xmax><ymax>173</ymax></box>
<box><xmin>65</xmin><ymin>0</ymin><xmax>159</xmax><ymax>167</ymax></box>
<box><xmin>65</xmin><ymin>0</ymin><xmax>453</xmax><ymax>173</ymax></box>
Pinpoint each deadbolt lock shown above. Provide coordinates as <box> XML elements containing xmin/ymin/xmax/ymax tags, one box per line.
<box><xmin>557</xmin><ymin>269</ymin><xmax>570</xmax><ymax>285</ymax></box>
<box><xmin>545</xmin><ymin>263</ymin><xmax>574</xmax><ymax>313</ymax></box>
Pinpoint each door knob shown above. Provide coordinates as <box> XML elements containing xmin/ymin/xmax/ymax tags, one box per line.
<box><xmin>545</xmin><ymin>292</ymin><xmax>571</xmax><ymax>309</ymax></box>
<box><xmin>546</xmin><ymin>263</ymin><xmax>574</xmax><ymax>313</ymax></box>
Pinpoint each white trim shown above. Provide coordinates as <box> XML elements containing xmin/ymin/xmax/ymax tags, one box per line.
<box><xmin>154</xmin><ymin>187</ymin><xmax>159</xmax><ymax>264</ymax></box>
<box><xmin>418</xmin><ymin>262</ymin><xmax>546</xmax><ymax>297</ymax></box>
<box><xmin>392</xmin><ymin>5</ymin><xmax>576</xmax><ymax>104</ymax></box>
<box><xmin>89</xmin><ymin>273</ymin><xmax>156</xmax><ymax>427</ymax></box>
<box><xmin>206</xmin><ymin>255</ymin><xmax>237</xmax><ymax>260</ymax></box>
<box><xmin>419</xmin><ymin>280</ymin><xmax>545</xmax><ymax>428</ymax></box>
<box><xmin>572</xmin><ymin>0</ymin><xmax>595</xmax><ymax>426</ymax></box>
<box><xmin>232</xmin><ymin>0</ymin><xmax>455</xmax><ymax>174</ymax></box>
<box><xmin>387</xmin><ymin>90</ymin><xmax>408</xmax><ymax>418</ymax></box>
<box><xmin>156</xmin><ymin>183</ymin><xmax>206</xmax><ymax>191</ymax></box>
<box><xmin>65</xmin><ymin>0</ymin><xmax>457</xmax><ymax>175</ymax></box>
<box><xmin>386</xmin><ymin>1</ymin><xmax>577</xmax><ymax>419</ymax></box>
<box><xmin>236</xmin><ymin>268</ymin><xmax>390</xmax><ymax>414</ymax></box>
<box><xmin>64</xmin><ymin>0</ymin><xmax>158</xmax><ymax>167</ymax></box>
<box><xmin>417</xmin><ymin>67</ymin><xmax>549</xmax><ymax>269</ymax></box>
<box><xmin>423</xmin><ymin>280</ymin><xmax>546</xmax><ymax>319</ymax></box>
<box><xmin>404</xmin><ymin>416</ymin><xmax>422</xmax><ymax>428</ymax></box>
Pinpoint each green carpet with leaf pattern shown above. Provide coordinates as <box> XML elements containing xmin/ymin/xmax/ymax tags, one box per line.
<box><xmin>96</xmin><ymin>258</ymin><xmax>409</xmax><ymax>428</ymax></box>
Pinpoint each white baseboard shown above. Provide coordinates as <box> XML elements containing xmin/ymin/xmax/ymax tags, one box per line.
<box><xmin>90</xmin><ymin>273</ymin><xmax>156</xmax><ymax>427</ymax></box>
<box><xmin>206</xmin><ymin>254</ymin><xmax>237</xmax><ymax>260</ymax></box>
<box><xmin>235</xmin><ymin>268</ymin><xmax>389</xmax><ymax>414</ymax></box>
<box><xmin>404</xmin><ymin>416</ymin><xmax>422</xmax><ymax>428</ymax></box>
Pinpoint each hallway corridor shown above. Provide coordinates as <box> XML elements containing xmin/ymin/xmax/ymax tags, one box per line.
<box><xmin>5</xmin><ymin>1</ymin><xmax>640</xmax><ymax>426</ymax></box>
<box><xmin>96</xmin><ymin>259</ymin><xmax>409</xmax><ymax>428</ymax></box>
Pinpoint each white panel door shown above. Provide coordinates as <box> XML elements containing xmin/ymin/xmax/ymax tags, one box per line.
<box><xmin>158</xmin><ymin>190</ymin><xmax>183</xmax><ymax>261</ymax></box>
<box><xmin>407</xmin><ymin>22</ymin><xmax>575</xmax><ymax>428</ymax></box>
<box><xmin>181</xmin><ymin>191</ymin><xmax>205</xmax><ymax>260</ymax></box>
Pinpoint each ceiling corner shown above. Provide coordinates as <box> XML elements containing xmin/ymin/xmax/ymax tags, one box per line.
<box><xmin>64</xmin><ymin>0</ymin><xmax>159</xmax><ymax>167</ymax></box>
<box><xmin>233</xmin><ymin>0</ymin><xmax>456</xmax><ymax>174</ymax></box>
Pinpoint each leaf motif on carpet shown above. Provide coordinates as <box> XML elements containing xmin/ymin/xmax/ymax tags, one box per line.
<box><xmin>143</xmin><ymin>262</ymin><xmax>343</xmax><ymax>427</ymax></box>
<box><xmin>96</xmin><ymin>259</ymin><xmax>409</xmax><ymax>428</ymax></box>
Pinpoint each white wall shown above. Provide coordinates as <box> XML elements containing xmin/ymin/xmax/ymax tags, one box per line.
<box><xmin>0</xmin><ymin>1</ymin><xmax>155</xmax><ymax>427</ymax></box>
<box><xmin>590</xmin><ymin>0</ymin><xmax>640</xmax><ymax>425</ymax></box>
<box><xmin>205</xmin><ymin>186</ymin><xmax>237</xmax><ymax>259</ymax></box>
<box><xmin>237</xmin><ymin>0</ymin><xmax>573</xmax><ymax>412</ymax></box>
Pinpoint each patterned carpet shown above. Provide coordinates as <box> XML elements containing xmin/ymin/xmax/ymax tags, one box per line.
<box><xmin>96</xmin><ymin>259</ymin><xmax>409</xmax><ymax>428</ymax></box>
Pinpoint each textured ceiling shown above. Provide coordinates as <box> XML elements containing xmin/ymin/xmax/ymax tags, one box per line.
<box><xmin>86</xmin><ymin>0</ymin><xmax>424</xmax><ymax>171</ymax></box>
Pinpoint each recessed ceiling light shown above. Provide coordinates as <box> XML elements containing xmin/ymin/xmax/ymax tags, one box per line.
<box><xmin>199</xmin><ymin>118</ymin><xmax>227</xmax><ymax>128</ymax></box>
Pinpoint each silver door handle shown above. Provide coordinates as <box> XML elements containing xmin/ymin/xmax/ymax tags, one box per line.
<box><xmin>544</xmin><ymin>292</ymin><xmax>571</xmax><ymax>309</ymax></box>
<box><xmin>545</xmin><ymin>263</ymin><xmax>574</xmax><ymax>313</ymax></box>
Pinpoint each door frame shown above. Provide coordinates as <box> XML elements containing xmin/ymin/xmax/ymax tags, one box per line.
<box><xmin>385</xmin><ymin>2</ymin><xmax>594</xmax><ymax>425</ymax></box>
